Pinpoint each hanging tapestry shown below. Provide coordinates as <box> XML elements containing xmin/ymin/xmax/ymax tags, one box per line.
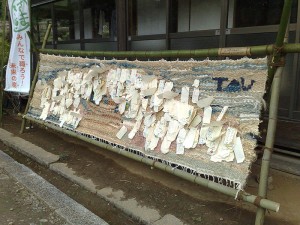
<box><xmin>27</xmin><ymin>54</ymin><xmax>268</xmax><ymax>190</ymax></box>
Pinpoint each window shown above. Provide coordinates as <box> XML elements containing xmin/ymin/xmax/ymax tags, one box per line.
<box><xmin>31</xmin><ymin>4</ymin><xmax>53</xmax><ymax>43</ymax></box>
<box><xmin>170</xmin><ymin>0</ymin><xmax>221</xmax><ymax>33</ymax></box>
<box><xmin>129</xmin><ymin>0</ymin><xmax>167</xmax><ymax>36</ymax></box>
<box><xmin>55</xmin><ymin>0</ymin><xmax>79</xmax><ymax>41</ymax></box>
<box><xmin>81</xmin><ymin>0</ymin><xmax>116</xmax><ymax>39</ymax></box>
<box><xmin>228</xmin><ymin>0</ymin><xmax>298</xmax><ymax>28</ymax></box>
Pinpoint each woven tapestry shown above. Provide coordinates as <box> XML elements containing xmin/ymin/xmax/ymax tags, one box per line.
<box><xmin>27</xmin><ymin>54</ymin><xmax>268</xmax><ymax>190</ymax></box>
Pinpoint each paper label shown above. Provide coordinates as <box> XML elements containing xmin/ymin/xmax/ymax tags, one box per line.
<box><xmin>203</xmin><ymin>106</ymin><xmax>212</xmax><ymax>124</ymax></box>
<box><xmin>183</xmin><ymin>128</ymin><xmax>197</xmax><ymax>149</ymax></box>
<box><xmin>233</xmin><ymin>136</ymin><xmax>245</xmax><ymax>163</ymax></box>
<box><xmin>206</xmin><ymin>125</ymin><xmax>223</xmax><ymax>142</ymax></box>
<box><xmin>181</xmin><ymin>86</ymin><xmax>189</xmax><ymax>104</ymax></box>
<box><xmin>192</xmin><ymin>88</ymin><xmax>200</xmax><ymax>104</ymax></box>
<box><xmin>197</xmin><ymin>96</ymin><xmax>214</xmax><ymax>108</ymax></box>
<box><xmin>116</xmin><ymin>126</ymin><xmax>128</xmax><ymax>139</ymax></box>
<box><xmin>157</xmin><ymin>91</ymin><xmax>179</xmax><ymax>100</ymax></box>
<box><xmin>192</xmin><ymin>79</ymin><xmax>200</xmax><ymax>88</ymax></box>
<box><xmin>218</xmin><ymin>47</ymin><xmax>251</xmax><ymax>56</ymax></box>
<box><xmin>189</xmin><ymin>114</ymin><xmax>202</xmax><ymax>128</ymax></box>
<box><xmin>198</xmin><ymin>126</ymin><xmax>209</xmax><ymax>144</ymax></box>
<box><xmin>216</xmin><ymin>106</ymin><xmax>229</xmax><ymax>121</ymax></box>
<box><xmin>120</xmin><ymin>69</ymin><xmax>129</xmax><ymax>83</ymax></box>
<box><xmin>176</xmin><ymin>128</ymin><xmax>187</xmax><ymax>155</ymax></box>
<box><xmin>224</xmin><ymin>127</ymin><xmax>237</xmax><ymax>145</ymax></box>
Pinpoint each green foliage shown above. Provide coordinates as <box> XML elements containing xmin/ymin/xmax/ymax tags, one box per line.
<box><xmin>0</xmin><ymin>35</ymin><xmax>10</xmax><ymax>64</ymax></box>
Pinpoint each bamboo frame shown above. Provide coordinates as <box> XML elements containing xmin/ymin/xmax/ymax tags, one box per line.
<box><xmin>18</xmin><ymin>1</ymin><xmax>295</xmax><ymax>224</ymax></box>
<box><xmin>0</xmin><ymin>0</ymin><xmax>8</xmax><ymax>126</ymax></box>
<box><xmin>20</xmin><ymin>23</ymin><xmax>52</xmax><ymax>133</ymax></box>
<box><xmin>38</xmin><ymin>43</ymin><xmax>300</xmax><ymax>58</ymax></box>
<box><xmin>255</xmin><ymin>1</ymin><xmax>292</xmax><ymax>224</ymax></box>
<box><xmin>22</xmin><ymin>114</ymin><xmax>280</xmax><ymax>213</ymax></box>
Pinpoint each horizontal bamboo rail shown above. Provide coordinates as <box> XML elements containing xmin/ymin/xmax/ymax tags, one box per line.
<box><xmin>23</xmin><ymin>115</ymin><xmax>280</xmax><ymax>213</ymax></box>
<box><xmin>38</xmin><ymin>43</ymin><xmax>300</xmax><ymax>58</ymax></box>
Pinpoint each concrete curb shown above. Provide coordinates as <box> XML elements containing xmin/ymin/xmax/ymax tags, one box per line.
<box><xmin>0</xmin><ymin>150</ymin><xmax>108</xmax><ymax>225</ymax></box>
<box><xmin>0</xmin><ymin>128</ymin><xmax>185</xmax><ymax>225</ymax></box>
<box><xmin>0</xmin><ymin>128</ymin><xmax>59</xmax><ymax>166</ymax></box>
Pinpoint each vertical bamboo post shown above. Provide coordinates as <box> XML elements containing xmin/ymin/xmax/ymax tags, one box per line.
<box><xmin>255</xmin><ymin>1</ymin><xmax>291</xmax><ymax>224</ymax></box>
<box><xmin>266</xmin><ymin>0</ymin><xmax>292</xmax><ymax>95</ymax></box>
<box><xmin>20</xmin><ymin>23</ymin><xmax>52</xmax><ymax>133</ymax></box>
<box><xmin>0</xmin><ymin>0</ymin><xmax>8</xmax><ymax>126</ymax></box>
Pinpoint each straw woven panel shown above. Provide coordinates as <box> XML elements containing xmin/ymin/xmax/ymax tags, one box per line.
<box><xmin>27</xmin><ymin>54</ymin><xmax>268</xmax><ymax>189</ymax></box>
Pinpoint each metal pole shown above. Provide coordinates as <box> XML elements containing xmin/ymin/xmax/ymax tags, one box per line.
<box><xmin>20</xmin><ymin>23</ymin><xmax>52</xmax><ymax>133</ymax></box>
<box><xmin>0</xmin><ymin>0</ymin><xmax>8</xmax><ymax>126</ymax></box>
<box><xmin>22</xmin><ymin>114</ymin><xmax>280</xmax><ymax>213</ymax></box>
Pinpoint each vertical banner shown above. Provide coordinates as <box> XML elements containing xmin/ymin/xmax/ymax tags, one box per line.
<box><xmin>5</xmin><ymin>0</ymin><xmax>30</xmax><ymax>93</ymax></box>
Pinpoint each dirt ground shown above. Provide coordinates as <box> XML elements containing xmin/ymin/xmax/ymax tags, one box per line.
<box><xmin>1</xmin><ymin>114</ymin><xmax>300</xmax><ymax>225</ymax></box>
<box><xmin>0</xmin><ymin>168</ymin><xmax>67</xmax><ymax>225</ymax></box>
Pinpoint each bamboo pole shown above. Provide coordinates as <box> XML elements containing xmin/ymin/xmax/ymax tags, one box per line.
<box><xmin>39</xmin><ymin>46</ymin><xmax>268</xmax><ymax>58</ymax></box>
<box><xmin>22</xmin><ymin>114</ymin><xmax>280</xmax><ymax>213</ymax></box>
<box><xmin>20</xmin><ymin>23</ymin><xmax>52</xmax><ymax>133</ymax></box>
<box><xmin>255</xmin><ymin>1</ymin><xmax>291</xmax><ymax>224</ymax></box>
<box><xmin>38</xmin><ymin>43</ymin><xmax>300</xmax><ymax>59</ymax></box>
<box><xmin>266</xmin><ymin>0</ymin><xmax>292</xmax><ymax>99</ymax></box>
<box><xmin>0</xmin><ymin>0</ymin><xmax>8</xmax><ymax>126</ymax></box>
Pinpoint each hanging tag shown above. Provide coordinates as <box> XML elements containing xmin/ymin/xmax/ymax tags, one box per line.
<box><xmin>203</xmin><ymin>106</ymin><xmax>212</xmax><ymax>124</ymax></box>
<box><xmin>233</xmin><ymin>136</ymin><xmax>245</xmax><ymax>163</ymax></box>
<box><xmin>176</xmin><ymin>128</ymin><xmax>187</xmax><ymax>154</ymax></box>
<box><xmin>50</xmin><ymin>101</ymin><xmax>56</xmax><ymax>112</ymax></box>
<box><xmin>154</xmin><ymin>117</ymin><xmax>167</xmax><ymax>139</ymax></box>
<box><xmin>119</xmin><ymin>101</ymin><xmax>126</xmax><ymax>114</ymax></box>
<box><xmin>192</xmin><ymin>79</ymin><xmax>200</xmax><ymax>88</ymax></box>
<box><xmin>141</xmin><ymin>75</ymin><xmax>156</xmax><ymax>83</ymax></box>
<box><xmin>192</xmin><ymin>88</ymin><xmax>200</xmax><ymax>103</ymax></box>
<box><xmin>161</xmin><ymin>139</ymin><xmax>172</xmax><ymax>154</ymax></box>
<box><xmin>206</xmin><ymin>125</ymin><xmax>223</xmax><ymax>142</ymax></box>
<box><xmin>129</xmin><ymin>69</ymin><xmax>136</xmax><ymax>83</ymax></box>
<box><xmin>163</xmin><ymin>81</ymin><xmax>173</xmax><ymax>92</ymax></box>
<box><xmin>216</xmin><ymin>106</ymin><xmax>229</xmax><ymax>121</ymax></box>
<box><xmin>189</xmin><ymin>114</ymin><xmax>202</xmax><ymax>128</ymax></box>
<box><xmin>40</xmin><ymin>102</ymin><xmax>51</xmax><ymax>120</ymax></box>
<box><xmin>142</xmin><ymin>87</ymin><xmax>157</xmax><ymax>96</ymax></box>
<box><xmin>144</xmin><ymin>114</ymin><xmax>156</xmax><ymax>127</ymax></box>
<box><xmin>141</xmin><ymin>98</ymin><xmax>149</xmax><ymax>112</ymax></box>
<box><xmin>192</xmin><ymin>128</ymin><xmax>200</xmax><ymax>148</ymax></box>
<box><xmin>120</xmin><ymin>69</ymin><xmax>129</xmax><ymax>83</ymax></box>
<box><xmin>224</xmin><ymin>127</ymin><xmax>237</xmax><ymax>145</ymax></box>
<box><xmin>165</xmin><ymin>119</ymin><xmax>181</xmax><ymax>141</ymax></box>
<box><xmin>181</xmin><ymin>86</ymin><xmax>189</xmax><ymax>104</ymax></box>
<box><xmin>207</xmin><ymin>138</ymin><xmax>221</xmax><ymax>156</ymax></box>
<box><xmin>144</xmin><ymin>126</ymin><xmax>155</xmax><ymax>150</ymax></box>
<box><xmin>198</xmin><ymin>126</ymin><xmax>209</xmax><ymax>144</ymax></box>
<box><xmin>197</xmin><ymin>96</ymin><xmax>214</xmax><ymax>108</ymax></box>
<box><xmin>149</xmin><ymin>136</ymin><xmax>160</xmax><ymax>150</ymax></box>
<box><xmin>116</xmin><ymin>126</ymin><xmax>128</xmax><ymax>139</ymax></box>
<box><xmin>183</xmin><ymin>128</ymin><xmax>197</xmax><ymax>149</ymax></box>
<box><xmin>157</xmin><ymin>91</ymin><xmax>179</xmax><ymax>100</ymax></box>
